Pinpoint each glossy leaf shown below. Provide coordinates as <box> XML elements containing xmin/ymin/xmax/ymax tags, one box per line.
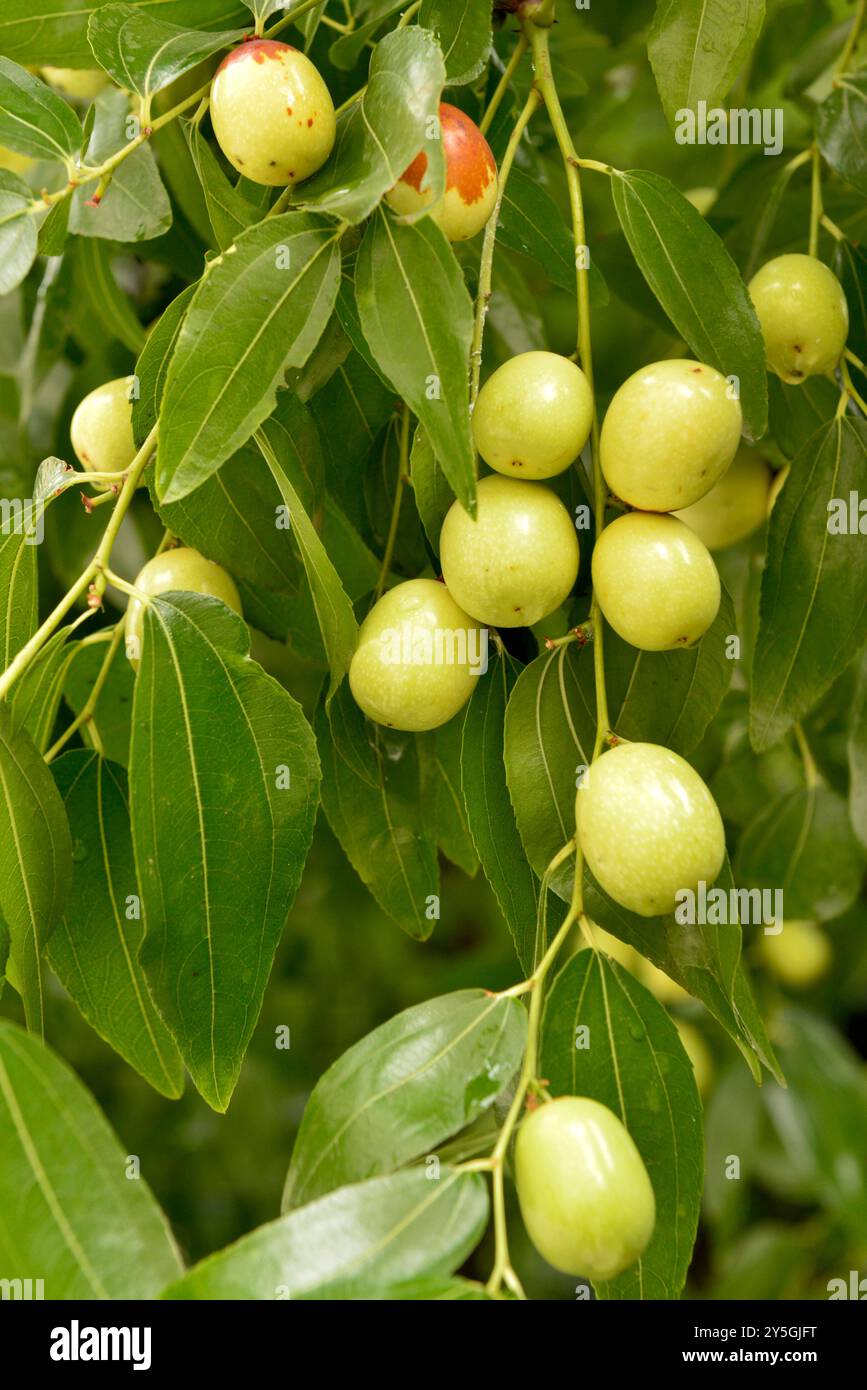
<box><xmin>542</xmin><ymin>951</ymin><xmax>703</xmax><ymax>1298</ymax></box>
<box><xmin>9</xmin><ymin>625</ymin><xmax>78</xmax><ymax>753</ymax></box>
<box><xmin>497</xmin><ymin>168</ymin><xmax>608</xmax><ymax>305</ymax></box>
<box><xmin>419</xmin><ymin>0</ymin><xmax>491</xmax><ymax>84</ymax></box>
<box><xmin>284</xmin><ymin>989</ymin><xmax>526</xmax><ymax>1208</ymax></box>
<box><xmin>648</xmin><ymin>0</ymin><xmax>766</xmax><ymax>127</ymax></box>
<box><xmin>74</xmin><ymin>237</ymin><xmax>146</xmax><ymax>353</ymax></box>
<box><xmin>356</xmin><ymin>209</ymin><xmax>476</xmax><ymax>514</ymax></box>
<box><xmin>751</xmin><ymin>416</ymin><xmax>867</xmax><ymax>750</ymax></box>
<box><xmin>0</xmin><ymin>170</ymin><xmax>38</xmax><ymax>295</ymax></box>
<box><xmin>0</xmin><ymin>705</ymin><xmax>72</xmax><ymax>1033</ymax></box>
<box><xmin>316</xmin><ymin>682</ymin><xmax>439</xmax><ymax>940</ymax></box>
<box><xmin>410</xmin><ymin>425</ymin><xmax>452</xmax><ymax>554</ymax></box>
<box><xmin>183</xmin><ymin>119</ymin><xmax>259</xmax><ymax>252</ymax></box>
<box><xmin>156</xmin><ymin>212</ymin><xmax>341</xmax><ymax>503</ymax></box>
<box><xmin>47</xmin><ymin>752</ymin><xmax>183</xmax><ymax>1098</ymax></box>
<box><xmin>87</xmin><ymin>4</ymin><xmax>245</xmax><ymax>109</ymax></box>
<box><xmin>63</xmin><ymin>640</ymin><xmax>134</xmax><ymax>767</ymax></box>
<box><xmin>0</xmin><ymin>58</ymin><xmax>81</xmax><ymax>161</ymax></box>
<box><xmin>611</xmin><ymin>168</ymin><xmax>767</xmax><ymax>439</ymax></box>
<box><xmin>817</xmin><ymin>72</ymin><xmax>867</xmax><ymax>198</ymax></box>
<box><xmin>164</xmin><ymin>1167</ymin><xmax>487</xmax><ymax>1300</ymax></box>
<box><xmin>298</xmin><ymin>28</ymin><xmax>445</xmax><ymax>224</ymax></box>
<box><xmin>329</xmin><ymin>0</ymin><xmax>405</xmax><ymax>69</ymax></box>
<box><xmin>736</xmin><ymin>785</ymin><xmax>866</xmax><ymax>922</ymax></box>
<box><xmin>418</xmin><ymin>715</ymin><xmax>479</xmax><ymax>875</ymax></box>
<box><xmin>129</xmin><ymin>595</ymin><xmax>320</xmax><ymax>1110</ymax></box>
<box><xmin>132</xmin><ymin>281</ymin><xmax>196</xmax><ymax>447</ymax></box>
<box><xmin>0</xmin><ymin>519</ymin><xmax>38</xmax><ymax>670</ymax></box>
<box><xmin>70</xmin><ymin>89</ymin><xmax>172</xmax><ymax>243</ymax></box>
<box><xmin>0</xmin><ymin>1</ymin><xmax>249</xmax><ymax>67</ymax></box>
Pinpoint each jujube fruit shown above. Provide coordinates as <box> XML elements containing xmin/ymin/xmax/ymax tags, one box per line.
<box><xmin>576</xmin><ymin>742</ymin><xmax>725</xmax><ymax>917</ymax></box>
<box><xmin>210</xmin><ymin>40</ymin><xmax>335</xmax><ymax>186</ymax></box>
<box><xmin>600</xmin><ymin>359</ymin><xmax>742</xmax><ymax>512</ymax></box>
<box><xmin>748</xmin><ymin>253</ymin><xmax>848</xmax><ymax>383</ymax></box>
<box><xmin>439</xmin><ymin>474</ymin><xmax>579</xmax><ymax>628</ymax></box>
<box><xmin>386</xmin><ymin>102</ymin><xmax>497</xmax><ymax>242</ymax></box>
<box><xmin>472</xmin><ymin>351</ymin><xmax>593</xmax><ymax>479</ymax></box>
<box><xmin>348</xmin><ymin>579</ymin><xmax>485</xmax><ymax>732</ymax></box>
<box><xmin>675</xmin><ymin>1019</ymin><xmax>713</xmax><ymax>1096</ymax></box>
<box><xmin>42</xmin><ymin>67</ymin><xmax>109</xmax><ymax>99</ymax></box>
<box><xmin>758</xmin><ymin>919</ymin><xmax>831</xmax><ymax>989</ymax></box>
<box><xmin>637</xmin><ymin>956</ymin><xmax>689</xmax><ymax>1006</ymax></box>
<box><xmin>515</xmin><ymin>1096</ymin><xmax>656</xmax><ymax>1279</ymax></box>
<box><xmin>70</xmin><ymin>377</ymin><xmax>138</xmax><ymax>489</ymax></box>
<box><xmin>592</xmin><ymin>511</ymin><xmax>720</xmax><ymax>651</ymax></box>
<box><xmin>125</xmin><ymin>547</ymin><xmax>242</xmax><ymax>667</ymax></box>
<box><xmin>673</xmin><ymin>447</ymin><xmax>772</xmax><ymax>550</ymax></box>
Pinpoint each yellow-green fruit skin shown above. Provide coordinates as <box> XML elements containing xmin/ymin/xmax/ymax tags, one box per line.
<box><xmin>515</xmin><ymin>1097</ymin><xmax>656</xmax><ymax>1279</ymax></box>
<box><xmin>210</xmin><ymin>40</ymin><xmax>335</xmax><ymax>186</ymax></box>
<box><xmin>675</xmin><ymin>1019</ymin><xmax>713</xmax><ymax>1096</ymax></box>
<box><xmin>684</xmin><ymin>186</ymin><xmax>717</xmax><ymax>216</ymax></box>
<box><xmin>42</xmin><ymin>67</ymin><xmax>109</xmax><ymax>98</ymax></box>
<box><xmin>576</xmin><ymin>742</ymin><xmax>725</xmax><ymax>917</ymax></box>
<box><xmin>70</xmin><ymin>377</ymin><xmax>137</xmax><ymax>488</ymax></box>
<box><xmin>758</xmin><ymin>920</ymin><xmax>831</xmax><ymax>989</ymax></box>
<box><xmin>385</xmin><ymin>103</ymin><xmax>497</xmax><ymax>242</ymax></box>
<box><xmin>674</xmin><ymin>447</ymin><xmax>772</xmax><ymax>550</ymax></box>
<box><xmin>472</xmin><ymin>351</ymin><xmax>593</xmax><ymax>479</ymax></box>
<box><xmin>637</xmin><ymin>956</ymin><xmax>688</xmax><ymax>1005</ymax></box>
<box><xmin>600</xmin><ymin>359</ymin><xmax>742</xmax><ymax>511</ymax></box>
<box><xmin>0</xmin><ymin>145</ymin><xmax>34</xmax><ymax>174</ymax></box>
<box><xmin>125</xmin><ymin>548</ymin><xmax>242</xmax><ymax>667</ymax></box>
<box><xmin>768</xmin><ymin>465</ymin><xmax>789</xmax><ymax>514</ymax></box>
<box><xmin>748</xmin><ymin>253</ymin><xmax>848</xmax><ymax>383</ymax></box>
<box><xmin>592</xmin><ymin>511</ymin><xmax>720</xmax><ymax>651</ymax></box>
<box><xmin>439</xmin><ymin>475</ymin><xmax>579</xmax><ymax>628</ymax></box>
<box><xmin>348</xmin><ymin>579</ymin><xmax>484</xmax><ymax>732</ymax></box>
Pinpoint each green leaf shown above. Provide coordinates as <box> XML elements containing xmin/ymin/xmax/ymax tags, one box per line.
<box><xmin>816</xmin><ymin>72</ymin><xmax>867</xmax><ymax>198</ymax></box>
<box><xmin>356</xmin><ymin>209</ymin><xmax>476</xmax><ymax>514</ymax></box>
<box><xmin>258</xmin><ymin>427</ymin><xmax>357</xmax><ymax>698</ymax></box>
<box><xmin>70</xmin><ymin>88</ymin><xmax>172</xmax><ymax>243</ymax></box>
<box><xmin>329</xmin><ymin>0</ymin><xmax>405</xmax><ymax>69</ymax></box>
<box><xmin>648</xmin><ymin>0</ymin><xmax>766</xmax><ymax>128</ymax></box>
<box><xmin>542</xmin><ymin>952</ymin><xmax>703</xmax><ymax>1299</ymax></box>
<box><xmin>0</xmin><ymin>1</ymin><xmax>250</xmax><ymax>68</ymax></box>
<box><xmin>504</xmin><ymin>596</ymin><xmax>735</xmax><ymax>897</ymax></box>
<box><xmin>283</xmin><ymin>989</ymin><xmax>526</xmax><ymax>1208</ymax></box>
<box><xmin>156</xmin><ymin>212</ymin><xmax>341</xmax><ymax>503</ymax></box>
<box><xmin>0</xmin><ymin>514</ymin><xmax>38</xmax><ymax>670</ymax></box>
<box><xmin>0</xmin><ymin>1020</ymin><xmax>183</xmax><ymax>1296</ymax></box>
<box><xmin>418</xmin><ymin>716</ymin><xmax>479</xmax><ymax>874</ymax></box>
<box><xmin>0</xmin><ymin>704</ymin><xmax>73</xmax><ymax>1033</ymax></box>
<box><xmin>410</xmin><ymin>424</ymin><xmax>452</xmax><ymax>553</ymax></box>
<box><xmin>497</xmin><ymin>167</ymin><xmax>608</xmax><ymax>305</ymax></box>
<box><xmin>309</xmin><ymin>343</ymin><xmax>396</xmax><ymax>529</ymax></box>
<box><xmin>419</xmin><ymin>0</ymin><xmax>491</xmax><ymax>84</ymax></box>
<box><xmin>164</xmin><ymin>1167</ymin><xmax>487</xmax><ymax>1299</ymax></box>
<box><xmin>183</xmin><ymin>119</ymin><xmax>259</xmax><ymax>252</ymax></box>
<box><xmin>0</xmin><ymin>57</ymin><xmax>81</xmax><ymax>161</ymax></box>
<box><xmin>129</xmin><ymin>594</ymin><xmax>320</xmax><ymax>1111</ymax></box>
<box><xmin>766</xmin><ymin>373</ymin><xmax>839</xmax><ymax>460</ymax></box>
<box><xmin>73</xmin><ymin>237</ymin><xmax>146</xmax><ymax>353</ymax></box>
<box><xmin>87</xmin><ymin>4</ymin><xmax>245</xmax><ymax>111</ymax></box>
<box><xmin>461</xmin><ymin>654</ymin><xmax>541</xmax><ymax>974</ymax></box>
<box><xmin>735</xmin><ymin>785</ymin><xmax>866</xmax><ymax>921</ymax></box>
<box><xmin>131</xmin><ymin>281</ymin><xmax>196</xmax><ymax>447</ymax></box>
<box><xmin>0</xmin><ymin>169</ymin><xmax>38</xmax><ymax>295</ymax></box>
<box><xmin>316</xmin><ymin>681</ymin><xmax>440</xmax><ymax>940</ymax></box>
<box><xmin>63</xmin><ymin>639</ymin><xmax>134</xmax><ymax>767</ymax></box>
<box><xmin>297</xmin><ymin>28</ymin><xmax>445</xmax><ymax>225</ymax></box>
<box><xmin>9</xmin><ymin>625</ymin><xmax>78</xmax><ymax>753</ymax></box>
<box><xmin>47</xmin><ymin>752</ymin><xmax>184</xmax><ymax>1098</ymax></box>
<box><xmin>611</xmin><ymin>168</ymin><xmax>767</xmax><ymax>440</ymax></box>
<box><xmin>751</xmin><ymin>416</ymin><xmax>867</xmax><ymax>750</ymax></box>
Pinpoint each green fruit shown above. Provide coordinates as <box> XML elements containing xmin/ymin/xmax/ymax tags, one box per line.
<box><xmin>0</xmin><ymin>145</ymin><xmax>34</xmax><ymax>174</ymax></box>
<box><xmin>592</xmin><ymin>511</ymin><xmax>720</xmax><ymax>651</ymax></box>
<box><xmin>210</xmin><ymin>40</ymin><xmax>335</xmax><ymax>186</ymax></box>
<box><xmin>439</xmin><ymin>474</ymin><xmax>579</xmax><ymax>628</ymax></box>
<box><xmin>42</xmin><ymin>67</ymin><xmax>109</xmax><ymax>99</ymax></box>
<box><xmin>758</xmin><ymin>920</ymin><xmax>831</xmax><ymax>989</ymax></box>
<box><xmin>768</xmin><ymin>465</ymin><xmax>789</xmax><ymax>514</ymax></box>
<box><xmin>70</xmin><ymin>377</ymin><xmax>137</xmax><ymax>489</ymax></box>
<box><xmin>748</xmin><ymin>253</ymin><xmax>848</xmax><ymax>383</ymax></box>
<box><xmin>386</xmin><ymin>102</ymin><xmax>497</xmax><ymax>242</ymax></box>
<box><xmin>600</xmin><ymin>359</ymin><xmax>742</xmax><ymax>511</ymax></box>
<box><xmin>125</xmin><ymin>547</ymin><xmax>242</xmax><ymax>667</ymax></box>
<box><xmin>348</xmin><ymin>578</ymin><xmax>485</xmax><ymax>732</ymax></box>
<box><xmin>515</xmin><ymin>1096</ymin><xmax>656</xmax><ymax>1279</ymax></box>
<box><xmin>684</xmin><ymin>186</ymin><xmax>717</xmax><ymax>216</ymax></box>
<box><xmin>675</xmin><ymin>1019</ymin><xmax>713</xmax><ymax>1096</ymax></box>
<box><xmin>472</xmin><ymin>351</ymin><xmax>593</xmax><ymax>479</ymax></box>
<box><xmin>576</xmin><ymin>742</ymin><xmax>725</xmax><ymax>917</ymax></box>
<box><xmin>636</xmin><ymin>956</ymin><xmax>688</xmax><ymax>1005</ymax></box>
<box><xmin>580</xmin><ymin>925</ymin><xmax>637</xmax><ymax>971</ymax></box>
<box><xmin>673</xmin><ymin>447</ymin><xmax>772</xmax><ymax>550</ymax></box>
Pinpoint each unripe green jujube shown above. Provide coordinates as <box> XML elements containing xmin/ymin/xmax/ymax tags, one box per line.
<box><xmin>472</xmin><ymin>351</ymin><xmax>593</xmax><ymax>479</ymax></box>
<box><xmin>210</xmin><ymin>40</ymin><xmax>335</xmax><ymax>186</ymax></box>
<box><xmin>70</xmin><ymin>376</ymin><xmax>137</xmax><ymax>489</ymax></box>
<box><xmin>600</xmin><ymin>359</ymin><xmax>742</xmax><ymax>512</ymax></box>
<box><xmin>515</xmin><ymin>1096</ymin><xmax>656</xmax><ymax>1279</ymax></box>
<box><xmin>758</xmin><ymin>920</ymin><xmax>831</xmax><ymax>989</ymax></box>
<box><xmin>125</xmin><ymin>547</ymin><xmax>242</xmax><ymax>667</ymax></box>
<box><xmin>348</xmin><ymin>579</ymin><xmax>485</xmax><ymax>732</ymax></box>
<box><xmin>439</xmin><ymin>474</ymin><xmax>579</xmax><ymax>628</ymax></box>
<box><xmin>592</xmin><ymin>511</ymin><xmax>720</xmax><ymax>650</ymax></box>
<box><xmin>42</xmin><ymin>67</ymin><xmax>109</xmax><ymax>99</ymax></box>
<box><xmin>576</xmin><ymin>742</ymin><xmax>726</xmax><ymax>917</ymax></box>
<box><xmin>673</xmin><ymin>447</ymin><xmax>772</xmax><ymax>550</ymax></box>
<box><xmin>748</xmin><ymin>253</ymin><xmax>848</xmax><ymax>383</ymax></box>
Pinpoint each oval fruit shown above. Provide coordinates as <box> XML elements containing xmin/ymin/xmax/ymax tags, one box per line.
<box><xmin>386</xmin><ymin>102</ymin><xmax>497</xmax><ymax>242</ymax></box>
<box><xmin>125</xmin><ymin>547</ymin><xmax>242</xmax><ymax>667</ymax></box>
<box><xmin>472</xmin><ymin>351</ymin><xmax>593</xmax><ymax>479</ymax></box>
<box><xmin>674</xmin><ymin>448</ymin><xmax>772</xmax><ymax>550</ymax></box>
<box><xmin>70</xmin><ymin>377</ymin><xmax>138</xmax><ymax>489</ymax></box>
<box><xmin>748</xmin><ymin>253</ymin><xmax>848</xmax><ymax>383</ymax></box>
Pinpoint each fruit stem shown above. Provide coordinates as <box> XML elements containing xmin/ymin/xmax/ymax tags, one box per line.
<box><xmin>480</xmin><ymin>32</ymin><xmax>529</xmax><ymax>136</ymax></box>
<box><xmin>808</xmin><ymin>144</ymin><xmax>823</xmax><ymax>258</ymax></box>
<box><xmin>44</xmin><ymin>621</ymin><xmax>125</xmax><ymax>763</ymax></box>
<box><xmin>527</xmin><ymin>20</ymin><xmax>611</xmax><ymax>758</ymax></box>
<box><xmin>841</xmin><ymin>357</ymin><xmax>867</xmax><ymax>416</ymax></box>
<box><xmin>0</xmin><ymin>426</ymin><xmax>157</xmax><ymax>703</ymax></box>
<box><xmin>470</xmin><ymin>86</ymin><xmax>542</xmax><ymax>407</ymax></box>
<box><xmin>836</xmin><ymin>0</ymin><xmax>867</xmax><ymax>74</ymax></box>
<box><xmin>375</xmin><ymin>405</ymin><xmax>410</xmax><ymax>600</ymax></box>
